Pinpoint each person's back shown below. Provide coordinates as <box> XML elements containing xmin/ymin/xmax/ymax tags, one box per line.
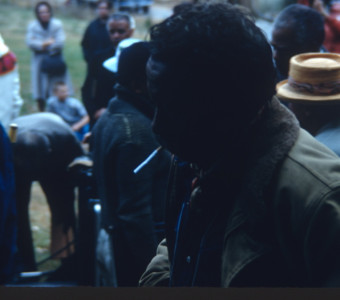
<box><xmin>92</xmin><ymin>42</ymin><xmax>170</xmax><ymax>286</ymax></box>
<box><xmin>12</xmin><ymin>112</ymin><xmax>83</xmax><ymax>271</ymax></box>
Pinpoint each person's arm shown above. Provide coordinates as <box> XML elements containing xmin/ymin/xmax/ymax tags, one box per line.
<box><xmin>11</xmin><ymin>66</ymin><xmax>23</xmax><ymax>121</ymax></box>
<box><xmin>71</xmin><ymin>115</ymin><xmax>89</xmax><ymax>132</ymax></box>
<box><xmin>49</xmin><ymin>19</ymin><xmax>65</xmax><ymax>52</ymax></box>
<box><xmin>80</xmin><ymin>23</ymin><xmax>92</xmax><ymax>63</ymax></box>
<box><xmin>139</xmin><ymin>238</ymin><xmax>170</xmax><ymax>286</ymax></box>
<box><xmin>26</xmin><ymin>21</ymin><xmax>47</xmax><ymax>51</ymax></box>
<box><xmin>82</xmin><ymin>59</ymin><xmax>98</xmax><ymax>121</ymax></box>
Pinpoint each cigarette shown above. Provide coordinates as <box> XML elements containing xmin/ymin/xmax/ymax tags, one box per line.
<box><xmin>133</xmin><ymin>146</ymin><xmax>162</xmax><ymax>174</ymax></box>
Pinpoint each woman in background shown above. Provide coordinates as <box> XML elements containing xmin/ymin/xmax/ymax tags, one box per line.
<box><xmin>26</xmin><ymin>1</ymin><xmax>72</xmax><ymax>112</ymax></box>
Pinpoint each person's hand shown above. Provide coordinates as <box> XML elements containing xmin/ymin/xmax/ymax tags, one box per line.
<box><xmin>82</xmin><ymin>132</ymin><xmax>92</xmax><ymax>144</ymax></box>
<box><xmin>71</xmin><ymin>123</ymin><xmax>81</xmax><ymax>132</ymax></box>
<box><xmin>94</xmin><ymin>108</ymin><xmax>106</xmax><ymax>120</ymax></box>
<box><xmin>42</xmin><ymin>38</ymin><xmax>55</xmax><ymax>49</ymax></box>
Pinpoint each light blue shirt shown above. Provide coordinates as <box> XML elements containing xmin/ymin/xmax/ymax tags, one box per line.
<box><xmin>315</xmin><ymin>119</ymin><xmax>340</xmax><ymax>157</ymax></box>
<box><xmin>46</xmin><ymin>96</ymin><xmax>87</xmax><ymax>126</ymax></box>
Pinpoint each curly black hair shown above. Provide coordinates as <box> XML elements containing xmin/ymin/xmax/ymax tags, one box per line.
<box><xmin>149</xmin><ymin>2</ymin><xmax>276</xmax><ymax>121</ymax></box>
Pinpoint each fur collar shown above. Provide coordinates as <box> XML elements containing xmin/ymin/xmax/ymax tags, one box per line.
<box><xmin>187</xmin><ymin>97</ymin><xmax>300</xmax><ymax>228</ymax></box>
<box><xmin>233</xmin><ymin>97</ymin><xmax>300</xmax><ymax>226</ymax></box>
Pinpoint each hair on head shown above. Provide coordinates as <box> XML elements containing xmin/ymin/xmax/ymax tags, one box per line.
<box><xmin>108</xmin><ymin>13</ymin><xmax>135</xmax><ymax>29</ymax></box>
<box><xmin>149</xmin><ymin>2</ymin><xmax>276</xmax><ymax>121</ymax></box>
<box><xmin>97</xmin><ymin>0</ymin><xmax>112</xmax><ymax>9</ymax></box>
<box><xmin>274</xmin><ymin>4</ymin><xmax>324</xmax><ymax>49</ymax></box>
<box><xmin>35</xmin><ymin>1</ymin><xmax>53</xmax><ymax>17</ymax></box>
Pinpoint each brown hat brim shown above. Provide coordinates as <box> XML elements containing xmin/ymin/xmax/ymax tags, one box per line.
<box><xmin>276</xmin><ymin>80</ymin><xmax>340</xmax><ymax>104</ymax></box>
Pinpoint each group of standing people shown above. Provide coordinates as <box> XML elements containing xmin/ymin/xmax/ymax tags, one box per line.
<box><xmin>5</xmin><ymin>0</ymin><xmax>340</xmax><ymax>290</ymax></box>
<box><xmin>0</xmin><ymin>0</ymin><xmax>169</xmax><ymax>286</ymax></box>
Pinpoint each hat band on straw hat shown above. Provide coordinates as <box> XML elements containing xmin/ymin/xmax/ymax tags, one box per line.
<box><xmin>288</xmin><ymin>77</ymin><xmax>340</xmax><ymax>96</ymax></box>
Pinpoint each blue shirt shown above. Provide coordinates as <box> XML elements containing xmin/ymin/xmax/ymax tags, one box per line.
<box><xmin>315</xmin><ymin>119</ymin><xmax>340</xmax><ymax>157</ymax></box>
<box><xmin>46</xmin><ymin>96</ymin><xmax>87</xmax><ymax>126</ymax></box>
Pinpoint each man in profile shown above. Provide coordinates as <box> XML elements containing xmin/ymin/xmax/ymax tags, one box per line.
<box><xmin>139</xmin><ymin>2</ymin><xmax>340</xmax><ymax>287</ymax></box>
<box><xmin>82</xmin><ymin>13</ymin><xmax>134</xmax><ymax>128</ymax></box>
<box><xmin>271</xmin><ymin>4</ymin><xmax>325</xmax><ymax>82</ymax></box>
<box><xmin>81</xmin><ymin>0</ymin><xmax>112</xmax><ymax>66</ymax></box>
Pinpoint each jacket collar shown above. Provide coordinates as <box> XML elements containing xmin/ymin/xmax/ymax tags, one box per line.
<box><xmin>111</xmin><ymin>84</ymin><xmax>155</xmax><ymax>120</ymax></box>
<box><xmin>225</xmin><ymin>97</ymin><xmax>300</xmax><ymax>232</ymax></box>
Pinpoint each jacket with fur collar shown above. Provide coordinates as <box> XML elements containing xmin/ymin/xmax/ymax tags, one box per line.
<box><xmin>140</xmin><ymin>97</ymin><xmax>340</xmax><ymax>287</ymax></box>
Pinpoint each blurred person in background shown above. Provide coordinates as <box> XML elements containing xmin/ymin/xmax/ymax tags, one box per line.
<box><xmin>81</xmin><ymin>0</ymin><xmax>112</xmax><ymax>67</ymax></box>
<box><xmin>299</xmin><ymin>0</ymin><xmax>340</xmax><ymax>52</ymax></box>
<box><xmin>277</xmin><ymin>53</ymin><xmax>340</xmax><ymax>157</ymax></box>
<box><xmin>12</xmin><ymin>113</ymin><xmax>83</xmax><ymax>272</ymax></box>
<box><xmin>92</xmin><ymin>42</ymin><xmax>170</xmax><ymax>286</ymax></box>
<box><xmin>82</xmin><ymin>13</ymin><xmax>134</xmax><ymax>128</ymax></box>
<box><xmin>26</xmin><ymin>1</ymin><xmax>72</xmax><ymax>112</ymax></box>
<box><xmin>47</xmin><ymin>81</ymin><xmax>89</xmax><ymax>142</ymax></box>
<box><xmin>271</xmin><ymin>4</ymin><xmax>325</xmax><ymax>82</ymax></box>
<box><xmin>0</xmin><ymin>34</ymin><xmax>23</xmax><ymax>131</ymax></box>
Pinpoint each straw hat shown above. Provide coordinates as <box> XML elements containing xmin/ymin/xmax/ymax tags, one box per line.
<box><xmin>276</xmin><ymin>52</ymin><xmax>340</xmax><ymax>103</ymax></box>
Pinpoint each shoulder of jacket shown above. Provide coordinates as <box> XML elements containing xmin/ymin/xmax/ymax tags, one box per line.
<box><xmin>282</xmin><ymin>129</ymin><xmax>340</xmax><ymax>190</ymax></box>
<box><xmin>50</xmin><ymin>18</ymin><xmax>63</xmax><ymax>27</ymax></box>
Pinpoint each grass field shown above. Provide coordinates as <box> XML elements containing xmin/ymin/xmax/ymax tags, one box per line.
<box><xmin>0</xmin><ymin>0</ymin><xmax>172</xmax><ymax>275</ymax></box>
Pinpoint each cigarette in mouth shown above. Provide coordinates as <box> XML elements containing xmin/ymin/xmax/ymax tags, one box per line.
<box><xmin>133</xmin><ymin>146</ymin><xmax>162</xmax><ymax>174</ymax></box>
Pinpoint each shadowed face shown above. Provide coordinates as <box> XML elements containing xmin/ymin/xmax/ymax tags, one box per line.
<box><xmin>147</xmin><ymin>57</ymin><xmax>241</xmax><ymax>167</ymax></box>
<box><xmin>37</xmin><ymin>4</ymin><xmax>51</xmax><ymax>23</ymax></box>
<box><xmin>107</xmin><ymin>19</ymin><xmax>133</xmax><ymax>47</ymax></box>
<box><xmin>97</xmin><ymin>2</ymin><xmax>110</xmax><ymax>20</ymax></box>
<box><xmin>271</xmin><ymin>25</ymin><xmax>301</xmax><ymax>78</ymax></box>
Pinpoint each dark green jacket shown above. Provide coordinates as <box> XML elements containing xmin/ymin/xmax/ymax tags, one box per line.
<box><xmin>140</xmin><ymin>97</ymin><xmax>340</xmax><ymax>287</ymax></box>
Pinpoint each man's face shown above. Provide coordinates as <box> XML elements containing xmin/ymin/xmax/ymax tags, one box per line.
<box><xmin>146</xmin><ymin>58</ymin><xmax>195</xmax><ymax>159</ymax></box>
<box><xmin>271</xmin><ymin>25</ymin><xmax>302</xmax><ymax>78</ymax></box>
<box><xmin>147</xmin><ymin>57</ymin><xmax>224</xmax><ymax>165</ymax></box>
<box><xmin>97</xmin><ymin>2</ymin><xmax>110</xmax><ymax>20</ymax></box>
<box><xmin>107</xmin><ymin>19</ymin><xmax>133</xmax><ymax>47</ymax></box>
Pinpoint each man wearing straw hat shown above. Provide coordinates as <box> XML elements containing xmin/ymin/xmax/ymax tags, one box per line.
<box><xmin>271</xmin><ymin>4</ymin><xmax>325</xmax><ymax>82</ymax></box>
<box><xmin>139</xmin><ymin>2</ymin><xmax>340</xmax><ymax>287</ymax></box>
<box><xmin>277</xmin><ymin>52</ymin><xmax>340</xmax><ymax>156</ymax></box>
